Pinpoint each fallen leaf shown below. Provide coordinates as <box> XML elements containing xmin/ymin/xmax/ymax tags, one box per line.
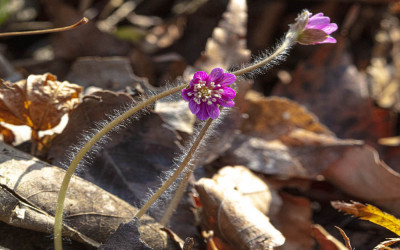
<box><xmin>0</xmin><ymin>73</ymin><xmax>81</xmax><ymax>131</ymax></box>
<box><xmin>241</xmin><ymin>92</ymin><xmax>332</xmax><ymax>140</ymax></box>
<box><xmin>65</xmin><ymin>56</ymin><xmax>140</xmax><ymax>91</ymax></box>
<box><xmin>0</xmin><ymin>124</ymin><xmax>15</xmax><ymax>144</ymax></box>
<box><xmin>219</xmin><ymin>129</ymin><xmax>362</xmax><ymax>178</ymax></box>
<box><xmin>323</xmin><ymin>146</ymin><xmax>400</xmax><ymax>216</ymax></box>
<box><xmin>332</xmin><ymin>201</ymin><xmax>400</xmax><ymax>236</ymax></box>
<box><xmin>212</xmin><ymin>165</ymin><xmax>273</xmax><ymax>215</ymax></box>
<box><xmin>273</xmin><ymin>193</ymin><xmax>314</xmax><ymax>250</ymax></box>
<box><xmin>312</xmin><ymin>224</ymin><xmax>348</xmax><ymax>250</ymax></box>
<box><xmin>0</xmin><ymin>142</ymin><xmax>181</xmax><ymax>248</ymax></box>
<box><xmin>195</xmin><ymin>178</ymin><xmax>285</xmax><ymax>249</ymax></box>
<box><xmin>273</xmin><ymin>45</ymin><xmax>387</xmax><ymax>147</ymax></box>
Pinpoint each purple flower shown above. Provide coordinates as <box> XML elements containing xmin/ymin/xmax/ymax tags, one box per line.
<box><xmin>182</xmin><ymin>68</ymin><xmax>236</xmax><ymax>120</ymax></box>
<box><xmin>296</xmin><ymin>12</ymin><xmax>338</xmax><ymax>45</ymax></box>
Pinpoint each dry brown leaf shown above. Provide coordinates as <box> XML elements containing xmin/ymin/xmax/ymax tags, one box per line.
<box><xmin>312</xmin><ymin>225</ymin><xmax>348</xmax><ymax>250</ymax></box>
<box><xmin>273</xmin><ymin>193</ymin><xmax>314</xmax><ymax>250</ymax></box>
<box><xmin>212</xmin><ymin>165</ymin><xmax>273</xmax><ymax>215</ymax></box>
<box><xmin>0</xmin><ymin>142</ymin><xmax>182</xmax><ymax>248</ymax></box>
<box><xmin>242</xmin><ymin>92</ymin><xmax>332</xmax><ymax>140</ymax></box>
<box><xmin>65</xmin><ymin>57</ymin><xmax>140</xmax><ymax>91</ymax></box>
<box><xmin>273</xmin><ymin>44</ymin><xmax>387</xmax><ymax>147</ymax></box>
<box><xmin>0</xmin><ymin>73</ymin><xmax>81</xmax><ymax>131</ymax></box>
<box><xmin>218</xmin><ymin>93</ymin><xmax>363</xmax><ymax>178</ymax></box>
<box><xmin>0</xmin><ymin>124</ymin><xmax>15</xmax><ymax>144</ymax></box>
<box><xmin>219</xmin><ymin>128</ymin><xmax>362</xmax><ymax>178</ymax></box>
<box><xmin>195</xmin><ymin>178</ymin><xmax>285</xmax><ymax>249</ymax></box>
<box><xmin>323</xmin><ymin>146</ymin><xmax>400</xmax><ymax>216</ymax></box>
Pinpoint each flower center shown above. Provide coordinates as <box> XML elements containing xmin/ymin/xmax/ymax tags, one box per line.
<box><xmin>191</xmin><ymin>80</ymin><xmax>223</xmax><ymax>105</ymax></box>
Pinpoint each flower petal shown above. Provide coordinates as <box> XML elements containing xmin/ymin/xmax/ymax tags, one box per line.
<box><xmin>182</xmin><ymin>88</ymin><xmax>193</xmax><ymax>101</ymax></box>
<box><xmin>189</xmin><ymin>99</ymin><xmax>200</xmax><ymax>114</ymax></box>
<box><xmin>217</xmin><ymin>99</ymin><xmax>235</xmax><ymax>107</ymax></box>
<box><xmin>209</xmin><ymin>68</ymin><xmax>225</xmax><ymax>82</ymax></box>
<box><xmin>189</xmin><ymin>78</ymin><xmax>200</xmax><ymax>87</ymax></box>
<box><xmin>196</xmin><ymin>102</ymin><xmax>209</xmax><ymax>120</ymax></box>
<box><xmin>206</xmin><ymin>102</ymin><xmax>220</xmax><ymax>119</ymax></box>
<box><xmin>193</xmin><ymin>71</ymin><xmax>209</xmax><ymax>81</ymax></box>
<box><xmin>320</xmin><ymin>36</ymin><xmax>337</xmax><ymax>44</ymax></box>
<box><xmin>217</xmin><ymin>73</ymin><xmax>236</xmax><ymax>87</ymax></box>
<box><xmin>321</xmin><ymin>23</ymin><xmax>338</xmax><ymax>34</ymax></box>
<box><xmin>220</xmin><ymin>87</ymin><xmax>236</xmax><ymax>100</ymax></box>
<box><xmin>306</xmin><ymin>17</ymin><xmax>330</xmax><ymax>29</ymax></box>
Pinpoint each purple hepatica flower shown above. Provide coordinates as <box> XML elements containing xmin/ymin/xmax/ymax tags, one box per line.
<box><xmin>182</xmin><ymin>68</ymin><xmax>236</xmax><ymax>120</ymax></box>
<box><xmin>297</xmin><ymin>12</ymin><xmax>338</xmax><ymax>45</ymax></box>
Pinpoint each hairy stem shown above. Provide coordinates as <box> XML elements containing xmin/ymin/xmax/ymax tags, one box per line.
<box><xmin>160</xmin><ymin>161</ymin><xmax>195</xmax><ymax>226</ymax></box>
<box><xmin>54</xmin><ymin>84</ymin><xmax>187</xmax><ymax>250</ymax></box>
<box><xmin>231</xmin><ymin>39</ymin><xmax>291</xmax><ymax>76</ymax></box>
<box><xmin>159</xmin><ymin>39</ymin><xmax>292</xmax><ymax>225</ymax></box>
<box><xmin>134</xmin><ymin>118</ymin><xmax>214</xmax><ymax>219</ymax></box>
<box><xmin>0</xmin><ymin>18</ymin><xmax>88</xmax><ymax>37</ymax></box>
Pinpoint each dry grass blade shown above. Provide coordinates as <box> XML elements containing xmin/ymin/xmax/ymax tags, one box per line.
<box><xmin>335</xmin><ymin>226</ymin><xmax>352</xmax><ymax>250</ymax></box>
<box><xmin>373</xmin><ymin>238</ymin><xmax>400</xmax><ymax>250</ymax></box>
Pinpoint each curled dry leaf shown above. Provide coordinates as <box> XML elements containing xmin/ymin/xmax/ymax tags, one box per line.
<box><xmin>332</xmin><ymin>201</ymin><xmax>400</xmax><ymax>236</ymax></box>
<box><xmin>0</xmin><ymin>142</ymin><xmax>182</xmax><ymax>249</ymax></box>
<box><xmin>311</xmin><ymin>225</ymin><xmax>348</xmax><ymax>250</ymax></box>
<box><xmin>212</xmin><ymin>165</ymin><xmax>273</xmax><ymax>215</ymax></box>
<box><xmin>0</xmin><ymin>73</ymin><xmax>81</xmax><ymax>131</ymax></box>
<box><xmin>195</xmin><ymin>178</ymin><xmax>285</xmax><ymax>249</ymax></box>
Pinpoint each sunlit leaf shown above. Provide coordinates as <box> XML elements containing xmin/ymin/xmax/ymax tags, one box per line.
<box><xmin>332</xmin><ymin>201</ymin><xmax>400</xmax><ymax>236</ymax></box>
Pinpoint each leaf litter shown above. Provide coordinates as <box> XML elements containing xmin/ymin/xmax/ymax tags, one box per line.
<box><xmin>0</xmin><ymin>0</ymin><xmax>400</xmax><ymax>250</ymax></box>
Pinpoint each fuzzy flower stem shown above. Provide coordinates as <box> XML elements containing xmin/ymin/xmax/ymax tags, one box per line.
<box><xmin>0</xmin><ymin>18</ymin><xmax>88</xmax><ymax>37</ymax></box>
<box><xmin>54</xmin><ymin>84</ymin><xmax>187</xmax><ymax>250</ymax></box>
<box><xmin>134</xmin><ymin>118</ymin><xmax>214</xmax><ymax>219</ymax></box>
<box><xmin>160</xmin><ymin>160</ymin><xmax>195</xmax><ymax>226</ymax></box>
<box><xmin>159</xmin><ymin>40</ymin><xmax>293</xmax><ymax>224</ymax></box>
<box><xmin>231</xmin><ymin>39</ymin><xmax>291</xmax><ymax>76</ymax></box>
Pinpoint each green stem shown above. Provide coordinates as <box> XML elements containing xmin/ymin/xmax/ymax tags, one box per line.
<box><xmin>134</xmin><ymin>118</ymin><xmax>214</xmax><ymax>219</ymax></box>
<box><xmin>54</xmin><ymin>84</ymin><xmax>187</xmax><ymax>250</ymax></box>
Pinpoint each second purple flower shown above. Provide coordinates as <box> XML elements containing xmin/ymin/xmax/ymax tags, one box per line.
<box><xmin>182</xmin><ymin>68</ymin><xmax>236</xmax><ymax>120</ymax></box>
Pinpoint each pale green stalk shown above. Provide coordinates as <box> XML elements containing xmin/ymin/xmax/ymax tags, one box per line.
<box><xmin>54</xmin><ymin>84</ymin><xmax>187</xmax><ymax>250</ymax></box>
<box><xmin>134</xmin><ymin>118</ymin><xmax>214</xmax><ymax>219</ymax></box>
<box><xmin>159</xmin><ymin>39</ymin><xmax>293</xmax><ymax>225</ymax></box>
